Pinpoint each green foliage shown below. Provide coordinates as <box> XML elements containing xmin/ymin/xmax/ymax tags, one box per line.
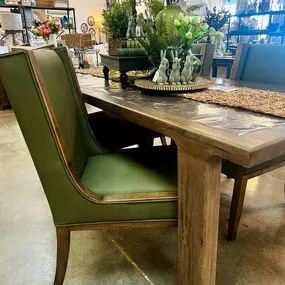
<box><xmin>205</xmin><ymin>7</ymin><xmax>230</xmax><ymax>31</ymax></box>
<box><xmin>137</xmin><ymin>17</ymin><xmax>168</xmax><ymax>67</ymax></box>
<box><xmin>186</xmin><ymin>4</ymin><xmax>204</xmax><ymax>15</ymax></box>
<box><xmin>145</xmin><ymin>0</ymin><xmax>164</xmax><ymax>18</ymax></box>
<box><xmin>102</xmin><ymin>1</ymin><xmax>130</xmax><ymax>38</ymax></box>
<box><xmin>137</xmin><ymin>12</ymin><xmax>215</xmax><ymax>69</ymax></box>
<box><xmin>137</xmin><ymin>11</ymin><xmax>181</xmax><ymax>68</ymax></box>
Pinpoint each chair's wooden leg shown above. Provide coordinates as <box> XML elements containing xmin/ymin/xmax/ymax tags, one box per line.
<box><xmin>227</xmin><ymin>166</ymin><xmax>248</xmax><ymax>241</ymax></box>
<box><xmin>139</xmin><ymin>136</ymin><xmax>154</xmax><ymax>149</ymax></box>
<box><xmin>54</xmin><ymin>227</ymin><xmax>70</xmax><ymax>285</ymax></box>
<box><xmin>160</xmin><ymin>136</ymin><xmax>167</xmax><ymax>146</ymax></box>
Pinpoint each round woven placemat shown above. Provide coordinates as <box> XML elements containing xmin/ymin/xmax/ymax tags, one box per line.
<box><xmin>134</xmin><ymin>77</ymin><xmax>213</xmax><ymax>92</ymax></box>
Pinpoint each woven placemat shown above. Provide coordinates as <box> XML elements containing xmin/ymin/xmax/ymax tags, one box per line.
<box><xmin>179</xmin><ymin>86</ymin><xmax>285</xmax><ymax>118</ymax></box>
<box><xmin>75</xmin><ymin>68</ymin><xmax>150</xmax><ymax>82</ymax></box>
<box><xmin>75</xmin><ymin>68</ymin><xmax>105</xmax><ymax>78</ymax></box>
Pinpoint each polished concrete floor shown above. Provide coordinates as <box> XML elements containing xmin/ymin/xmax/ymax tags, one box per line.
<box><xmin>1</xmin><ymin>109</ymin><xmax>285</xmax><ymax>285</ymax></box>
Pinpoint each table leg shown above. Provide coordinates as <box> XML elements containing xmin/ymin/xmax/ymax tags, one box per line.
<box><xmin>103</xmin><ymin>66</ymin><xmax>109</xmax><ymax>81</ymax></box>
<box><xmin>96</xmin><ymin>52</ymin><xmax>99</xmax><ymax>67</ymax></box>
<box><xmin>120</xmin><ymin>71</ymin><xmax>128</xmax><ymax>90</ymax></box>
<box><xmin>226</xmin><ymin>64</ymin><xmax>232</xmax><ymax>79</ymax></box>
<box><xmin>177</xmin><ymin>142</ymin><xmax>221</xmax><ymax>285</ymax></box>
<box><xmin>212</xmin><ymin>62</ymin><xmax>218</xmax><ymax>77</ymax></box>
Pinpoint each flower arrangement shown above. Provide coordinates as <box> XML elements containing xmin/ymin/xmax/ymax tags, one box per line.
<box><xmin>33</xmin><ymin>17</ymin><xmax>62</xmax><ymax>40</ymax></box>
<box><xmin>204</xmin><ymin>7</ymin><xmax>230</xmax><ymax>32</ymax></box>
<box><xmin>173</xmin><ymin>14</ymin><xmax>216</xmax><ymax>77</ymax></box>
<box><xmin>174</xmin><ymin>14</ymin><xmax>215</xmax><ymax>52</ymax></box>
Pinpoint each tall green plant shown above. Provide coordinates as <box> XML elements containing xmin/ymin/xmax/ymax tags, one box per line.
<box><xmin>145</xmin><ymin>0</ymin><xmax>164</xmax><ymax>18</ymax></box>
<box><xmin>137</xmin><ymin>17</ymin><xmax>164</xmax><ymax>67</ymax></box>
<box><xmin>137</xmin><ymin>11</ymin><xmax>180</xmax><ymax>68</ymax></box>
<box><xmin>102</xmin><ymin>1</ymin><xmax>130</xmax><ymax>38</ymax></box>
<box><xmin>137</xmin><ymin>12</ymin><xmax>216</xmax><ymax>69</ymax></box>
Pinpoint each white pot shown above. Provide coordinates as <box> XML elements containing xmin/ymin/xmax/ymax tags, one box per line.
<box><xmin>47</xmin><ymin>34</ymin><xmax>57</xmax><ymax>47</ymax></box>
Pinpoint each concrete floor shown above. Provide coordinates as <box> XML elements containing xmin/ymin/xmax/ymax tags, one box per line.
<box><xmin>0</xmin><ymin>109</ymin><xmax>285</xmax><ymax>285</ymax></box>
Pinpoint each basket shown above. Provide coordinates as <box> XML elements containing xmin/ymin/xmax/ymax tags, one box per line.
<box><xmin>36</xmin><ymin>0</ymin><xmax>56</xmax><ymax>7</ymax></box>
<box><xmin>61</xmin><ymin>33</ymin><xmax>93</xmax><ymax>50</ymax></box>
<box><xmin>108</xmin><ymin>37</ymin><xmax>122</xmax><ymax>56</ymax></box>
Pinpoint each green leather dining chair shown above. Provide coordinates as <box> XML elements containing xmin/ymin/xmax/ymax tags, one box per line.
<box><xmin>231</xmin><ymin>43</ymin><xmax>285</xmax><ymax>84</ymax></box>
<box><xmin>223</xmin><ymin>43</ymin><xmax>285</xmax><ymax>241</ymax></box>
<box><xmin>0</xmin><ymin>47</ymin><xmax>178</xmax><ymax>285</ymax></box>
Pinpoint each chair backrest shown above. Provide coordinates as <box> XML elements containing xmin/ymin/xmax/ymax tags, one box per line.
<box><xmin>231</xmin><ymin>43</ymin><xmax>285</xmax><ymax>85</ymax></box>
<box><xmin>0</xmin><ymin>47</ymin><xmax>114</xmax><ymax>225</ymax></box>
<box><xmin>0</xmin><ymin>48</ymin><xmax>103</xmax><ymax>180</ymax></box>
<box><xmin>191</xmin><ymin>43</ymin><xmax>215</xmax><ymax>77</ymax></box>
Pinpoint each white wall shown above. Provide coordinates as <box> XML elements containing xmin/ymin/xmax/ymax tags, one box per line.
<box><xmin>69</xmin><ymin>0</ymin><xmax>106</xmax><ymax>42</ymax></box>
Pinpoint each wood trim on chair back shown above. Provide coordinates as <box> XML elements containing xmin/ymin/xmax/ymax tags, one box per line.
<box><xmin>192</xmin><ymin>43</ymin><xmax>215</xmax><ymax>77</ymax></box>
<box><xmin>230</xmin><ymin>43</ymin><xmax>250</xmax><ymax>81</ymax></box>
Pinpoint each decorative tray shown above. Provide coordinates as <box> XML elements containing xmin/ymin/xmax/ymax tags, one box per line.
<box><xmin>134</xmin><ymin>77</ymin><xmax>213</xmax><ymax>92</ymax></box>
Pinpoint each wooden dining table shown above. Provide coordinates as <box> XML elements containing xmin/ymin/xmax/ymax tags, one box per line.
<box><xmin>79</xmin><ymin>75</ymin><xmax>285</xmax><ymax>285</ymax></box>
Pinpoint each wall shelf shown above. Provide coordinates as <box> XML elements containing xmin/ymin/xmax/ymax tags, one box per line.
<box><xmin>0</xmin><ymin>4</ymin><xmax>74</xmax><ymax>10</ymax></box>
<box><xmin>233</xmin><ymin>10</ymin><xmax>285</xmax><ymax>18</ymax></box>
<box><xmin>229</xmin><ymin>30</ymin><xmax>285</xmax><ymax>36</ymax></box>
<box><xmin>0</xmin><ymin>4</ymin><xmax>76</xmax><ymax>44</ymax></box>
<box><xmin>226</xmin><ymin>10</ymin><xmax>285</xmax><ymax>50</ymax></box>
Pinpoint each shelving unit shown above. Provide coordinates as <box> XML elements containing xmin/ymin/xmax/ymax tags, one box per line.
<box><xmin>226</xmin><ymin>10</ymin><xmax>285</xmax><ymax>50</ymax></box>
<box><xmin>0</xmin><ymin>4</ymin><xmax>76</xmax><ymax>44</ymax></box>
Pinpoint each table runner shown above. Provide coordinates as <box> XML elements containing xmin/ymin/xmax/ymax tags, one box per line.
<box><xmin>75</xmin><ymin>68</ymin><xmax>104</xmax><ymax>78</ymax></box>
<box><xmin>179</xmin><ymin>86</ymin><xmax>285</xmax><ymax>119</ymax></box>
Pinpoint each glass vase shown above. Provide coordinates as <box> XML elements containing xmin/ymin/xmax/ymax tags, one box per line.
<box><xmin>155</xmin><ymin>3</ymin><xmax>183</xmax><ymax>46</ymax></box>
<box><xmin>180</xmin><ymin>49</ymin><xmax>202</xmax><ymax>82</ymax></box>
<box><xmin>213</xmin><ymin>37</ymin><xmax>225</xmax><ymax>57</ymax></box>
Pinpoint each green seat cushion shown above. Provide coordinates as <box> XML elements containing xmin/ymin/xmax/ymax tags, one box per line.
<box><xmin>81</xmin><ymin>147</ymin><xmax>177</xmax><ymax>196</ymax></box>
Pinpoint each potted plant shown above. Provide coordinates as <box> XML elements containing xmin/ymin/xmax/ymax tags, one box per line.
<box><xmin>137</xmin><ymin>12</ymin><xmax>215</xmax><ymax>69</ymax></box>
<box><xmin>102</xmin><ymin>1</ymin><xmax>130</xmax><ymax>56</ymax></box>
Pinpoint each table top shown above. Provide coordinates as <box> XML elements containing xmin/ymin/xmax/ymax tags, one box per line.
<box><xmin>79</xmin><ymin>75</ymin><xmax>285</xmax><ymax>168</ymax></box>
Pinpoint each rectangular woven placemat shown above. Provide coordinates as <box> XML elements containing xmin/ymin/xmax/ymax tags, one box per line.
<box><xmin>179</xmin><ymin>86</ymin><xmax>285</xmax><ymax>118</ymax></box>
